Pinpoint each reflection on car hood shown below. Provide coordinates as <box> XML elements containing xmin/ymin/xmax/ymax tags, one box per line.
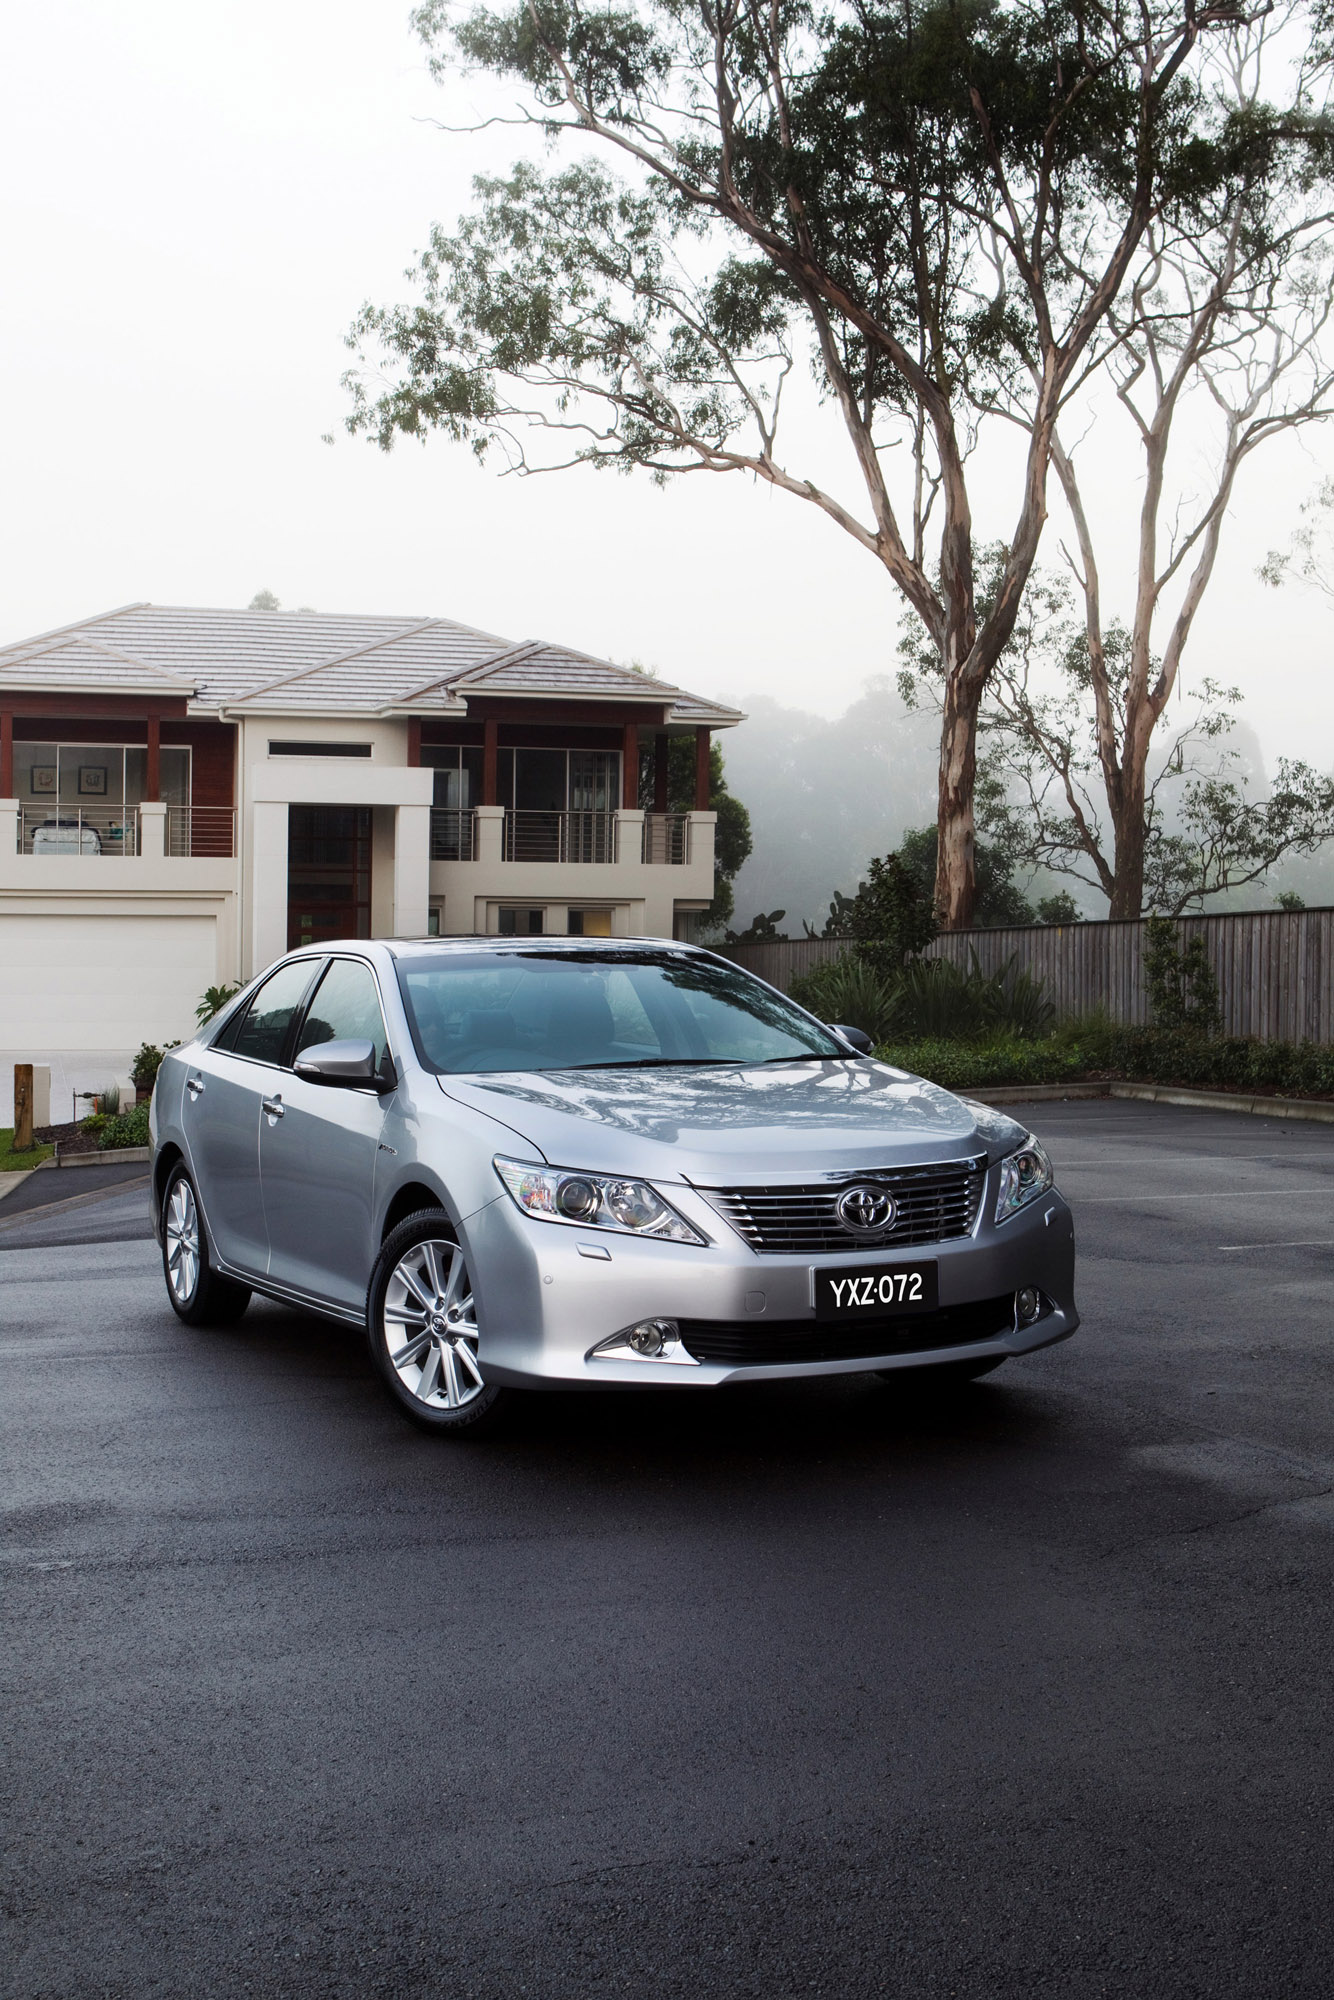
<box><xmin>438</xmin><ymin>1060</ymin><xmax>1026</xmax><ymax>1180</ymax></box>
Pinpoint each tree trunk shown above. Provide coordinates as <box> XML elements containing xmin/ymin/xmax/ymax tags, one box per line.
<box><xmin>1108</xmin><ymin>769</ymin><xmax>1147</xmax><ymax>918</ymax></box>
<box><xmin>934</xmin><ymin>676</ymin><xmax>982</xmax><ymax>929</ymax></box>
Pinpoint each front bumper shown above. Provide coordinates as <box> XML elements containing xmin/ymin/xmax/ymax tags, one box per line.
<box><xmin>462</xmin><ymin>1177</ymin><xmax>1078</xmax><ymax>1389</ymax></box>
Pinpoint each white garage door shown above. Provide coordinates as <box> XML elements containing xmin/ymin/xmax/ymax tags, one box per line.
<box><xmin>0</xmin><ymin>914</ymin><xmax>219</xmax><ymax>1052</ymax></box>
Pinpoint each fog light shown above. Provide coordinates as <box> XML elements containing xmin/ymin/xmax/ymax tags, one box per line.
<box><xmin>587</xmin><ymin>1319</ymin><xmax>696</xmax><ymax>1365</ymax></box>
<box><xmin>1015</xmin><ymin>1287</ymin><xmax>1042</xmax><ymax>1325</ymax></box>
<box><xmin>628</xmin><ymin>1319</ymin><xmax>672</xmax><ymax>1356</ymax></box>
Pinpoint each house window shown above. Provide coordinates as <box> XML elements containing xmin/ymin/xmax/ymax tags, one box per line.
<box><xmin>497</xmin><ymin>908</ymin><xmax>544</xmax><ymax>935</ymax></box>
<box><xmin>567</xmin><ymin>909</ymin><xmax>613</xmax><ymax>937</ymax></box>
<box><xmin>422</xmin><ymin>745</ymin><xmax>485</xmax><ymax>806</ymax></box>
<box><xmin>427</xmin><ymin>908</ymin><xmax>442</xmax><ymax>937</ymax></box>
<box><xmin>268</xmin><ymin>740</ymin><xmax>372</xmax><ymax>758</ymax></box>
<box><xmin>497</xmin><ymin>747</ymin><xmax>620</xmax><ymax>813</ymax></box>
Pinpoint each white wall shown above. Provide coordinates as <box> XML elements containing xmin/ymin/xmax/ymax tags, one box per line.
<box><xmin>0</xmin><ymin>912</ymin><xmax>218</xmax><ymax>1051</ymax></box>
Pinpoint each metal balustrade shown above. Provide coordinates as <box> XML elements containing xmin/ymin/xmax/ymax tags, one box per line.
<box><xmin>18</xmin><ymin>806</ymin><xmax>140</xmax><ymax>856</ymax></box>
<box><xmin>641</xmin><ymin>813</ymin><xmax>690</xmax><ymax>864</ymax></box>
<box><xmin>503</xmin><ymin>810</ymin><xmax>616</xmax><ymax>863</ymax></box>
<box><xmin>166</xmin><ymin>806</ymin><xmax>235</xmax><ymax>857</ymax></box>
<box><xmin>430</xmin><ymin>807</ymin><xmax>476</xmax><ymax>861</ymax></box>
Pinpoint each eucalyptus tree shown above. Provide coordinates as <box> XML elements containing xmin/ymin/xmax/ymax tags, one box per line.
<box><xmin>897</xmin><ymin>11</ymin><xmax>1334</xmax><ymax>917</ymax></box>
<box><xmin>346</xmin><ymin>0</ymin><xmax>1304</xmax><ymax>926</ymax></box>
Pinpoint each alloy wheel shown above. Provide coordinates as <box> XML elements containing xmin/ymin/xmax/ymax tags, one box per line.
<box><xmin>165</xmin><ymin>1177</ymin><xmax>201</xmax><ymax>1305</ymax></box>
<box><xmin>383</xmin><ymin>1239</ymin><xmax>485</xmax><ymax>1410</ymax></box>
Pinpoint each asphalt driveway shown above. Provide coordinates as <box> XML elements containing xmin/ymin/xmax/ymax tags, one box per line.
<box><xmin>3</xmin><ymin>1100</ymin><xmax>1332</xmax><ymax>1998</ymax></box>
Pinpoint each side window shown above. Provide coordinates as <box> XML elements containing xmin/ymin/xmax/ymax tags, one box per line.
<box><xmin>295</xmin><ymin>958</ymin><xmax>389</xmax><ymax>1070</ymax></box>
<box><xmin>230</xmin><ymin>960</ymin><xmax>322</xmax><ymax>1066</ymax></box>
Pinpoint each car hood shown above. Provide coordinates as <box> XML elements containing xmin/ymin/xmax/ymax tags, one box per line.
<box><xmin>438</xmin><ymin>1060</ymin><xmax>1026</xmax><ymax>1182</ymax></box>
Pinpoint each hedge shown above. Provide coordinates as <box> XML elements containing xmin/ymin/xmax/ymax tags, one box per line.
<box><xmin>876</xmin><ymin>1027</ymin><xmax>1334</xmax><ymax>1098</ymax></box>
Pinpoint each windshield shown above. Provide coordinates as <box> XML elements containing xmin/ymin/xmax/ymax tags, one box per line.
<box><xmin>394</xmin><ymin>948</ymin><xmax>843</xmax><ymax>1074</ymax></box>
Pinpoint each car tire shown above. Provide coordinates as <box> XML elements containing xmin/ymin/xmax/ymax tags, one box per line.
<box><xmin>877</xmin><ymin>1356</ymin><xmax>1007</xmax><ymax>1387</ymax></box>
<box><xmin>161</xmin><ymin>1163</ymin><xmax>252</xmax><ymax>1326</ymax></box>
<box><xmin>366</xmin><ymin>1210</ymin><xmax>506</xmax><ymax>1436</ymax></box>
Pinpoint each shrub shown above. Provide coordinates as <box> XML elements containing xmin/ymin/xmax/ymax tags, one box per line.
<box><xmin>196</xmin><ymin>982</ymin><xmax>242</xmax><ymax>1025</ymax></box>
<box><xmin>131</xmin><ymin>1043</ymin><xmax>168</xmax><ymax>1092</ymax></box>
<box><xmin>1143</xmin><ymin>916</ymin><xmax>1221</xmax><ymax>1034</ymax></box>
<box><xmin>98</xmin><ymin>1101</ymin><xmax>151</xmax><ymax>1150</ymax></box>
<box><xmin>876</xmin><ymin>1036</ymin><xmax>1083</xmax><ymax>1091</ymax></box>
<box><xmin>790</xmin><ymin>956</ymin><xmax>900</xmax><ymax>1042</ymax></box>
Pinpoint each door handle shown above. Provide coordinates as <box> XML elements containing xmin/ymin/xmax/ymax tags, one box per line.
<box><xmin>186</xmin><ymin>1076</ymin><xmax>205</xmax><ymax>1098</ymax></box>
<box><xmin>262</xmin><ymin>1096</ymin><xmax>285</xmax><ymax>1119</ymax></box>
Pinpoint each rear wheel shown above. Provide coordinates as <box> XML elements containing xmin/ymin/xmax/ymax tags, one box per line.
<box><xmin>366</xmin><ymin>1211</ymin><xmax>506</xmax><ymax>1435</ymax></box>
<box><xmin>161</xmin><ymin>1164</ymin><xmax>252</xmax><ymax>1326</ymax></box>
<box><xmin>877</xmin><ymin>1356</ymin><xmax>1006</xmax><ymax>1387</ymax></box>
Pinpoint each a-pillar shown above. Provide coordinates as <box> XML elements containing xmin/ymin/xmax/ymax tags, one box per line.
<box><xmin>251</xmin><ymin>801</ymin><xmax>289</xmax><ymax>973</ymax></box>
<box><xmin>393</xmin><ymin>804</ymin><xmax>431</xmax><ymax>937</ymax></box>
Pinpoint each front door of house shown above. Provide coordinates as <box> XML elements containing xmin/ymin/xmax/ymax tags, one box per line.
<box><xmin>287</xmin><ymin>806</ymin><xmax>372</xmax><ymax>950</ymax></box>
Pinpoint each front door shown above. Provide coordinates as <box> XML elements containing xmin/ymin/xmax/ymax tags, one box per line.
<box><xmin>287</xmin><ymin>807</ymin><xmax>372</xmax><ymax>950</ymax></box>
<box><xmin>259</xmin><ymin>956</ymin><xmax>391</xmax><ymax>1308</ymax></box>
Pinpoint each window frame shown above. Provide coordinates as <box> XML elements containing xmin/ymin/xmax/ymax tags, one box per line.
<box><xmin>290</xmin><ymin>953</ymin><xmax>397</xmax><ymax>1087</ymax></box>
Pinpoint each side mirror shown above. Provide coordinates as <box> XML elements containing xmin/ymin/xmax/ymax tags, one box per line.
<box><xmin>826</xmin><ymin>1023</ymin><xmax>874</xmax><ymax>1055</ymax></box>
<box><xmin>294</xmin><ymin>1038</ymin><xmax>395</xmax><ymax>1091</ymax></box>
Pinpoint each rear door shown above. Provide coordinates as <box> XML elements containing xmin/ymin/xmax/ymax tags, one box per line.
<box><xmin>182</xmin><ymin>958</ymin><xmax>324</xmax><ymax>1277</ymax></box>
<box><xmin>259</xmin><ymin>955</ymin><xmax>392</xmax><ymax>1309</ymax></box>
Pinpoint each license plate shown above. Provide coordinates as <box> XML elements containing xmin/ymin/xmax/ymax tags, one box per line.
<box><xmin>813</xmin><ymin>1261</ymin><xmax>939</xmax><ymax>1320</ymax></box>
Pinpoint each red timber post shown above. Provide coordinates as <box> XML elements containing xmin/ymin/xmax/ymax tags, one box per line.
<box><xmin>622</xmin><ymin>721</ymin><xmax>639</xmax><ymax>809</ymax></box>
<box><xmin>482</xmin><ymin>717</ymin><xmax>498</xmax><ymax>805</ymax></box>
<box><xmin>694</xmin><ymin>727</ymin><xmax>711</xmax><ymax>810</ymax></box>
<box><xmin>406</xmin><ymin>717</ymin><xmax>422</xmax><ymax>767</ymax></box>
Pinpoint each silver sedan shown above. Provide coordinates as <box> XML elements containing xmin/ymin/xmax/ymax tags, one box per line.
<box><xmin>150</xmin><ymin>937</ymin><xmax>1078</xmax><ymax>1434</ymax></box>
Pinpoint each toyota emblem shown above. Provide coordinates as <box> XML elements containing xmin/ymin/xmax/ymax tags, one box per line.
<box><xmin>836</xmin><ymin>1184</ymin><xmax>897</xmax><ymax>1234</ymax></box>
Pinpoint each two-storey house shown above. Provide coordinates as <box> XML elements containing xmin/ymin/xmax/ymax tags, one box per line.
<box><xmin>0</xmin><ymin>604</ymin><xmax>742</xmax><ymax>1062</ymax></box>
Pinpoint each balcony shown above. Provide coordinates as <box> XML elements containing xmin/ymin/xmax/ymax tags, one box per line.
<box><xmin>503</xmin><ymin>809</ymin><xmax>617</xmax><ymax>864</ymax></box>
<box><xmin>18</xmin><ymin>805</ymin><xmax>140</xmax><ymax>856</ymax></box>
<box><xmin>427</xmin><ymin>809</ymin><xmax>695</xmax><ymax>866</ymax></box>
<box><xmin>641</xmin><ymin>813</ymin><xmax>691</xmax><ymax>864</ymax></box>
<box><xmin>166</xmin><ymin>806</ymin><xmax>236</xmax><ymax>858</ymax></box>
<box><xmin>430</xmin><ymin>807</ymin><xmax>476</xmax><ymax>861</ymax></box>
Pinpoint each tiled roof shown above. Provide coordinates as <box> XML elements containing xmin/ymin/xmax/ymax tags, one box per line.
<box><xmin>0</xmin><ymin>604</ymin><xmax>744</xmax><ymax>727</ymax></box>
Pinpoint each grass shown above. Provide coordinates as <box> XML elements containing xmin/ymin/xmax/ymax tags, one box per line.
<box><xmin>0</xmin><ymin>1127</ymin><xmax>55</xmax><ymax>1171</ymax></box>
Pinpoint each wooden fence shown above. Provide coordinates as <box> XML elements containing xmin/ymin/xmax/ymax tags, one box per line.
<box><xmin>716</xmin><ymin>905</ymin><xmax>1334</xmax><ymax>1044</ymax></box>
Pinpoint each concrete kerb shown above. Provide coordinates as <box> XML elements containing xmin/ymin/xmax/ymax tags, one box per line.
<box><xmin>969</xmin><ymin>1080</ymin><xmax>1334</xmax><ymax>1123</ymax></box>
<box><xmin>38</xmin><ymin>1145</ymin><xmax>153</xmax><ymax>1170</ymax></box>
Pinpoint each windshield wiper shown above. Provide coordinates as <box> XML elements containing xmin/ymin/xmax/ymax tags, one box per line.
<box><xmin>557</xmin><ymin>1056</ymin><xmax>746</xmax><ymax>1070</ymax></box>
<box><xmin>557</xmin><ymin>1052</ymin><xmax>834</xmax><ymax>1071</ymax></box>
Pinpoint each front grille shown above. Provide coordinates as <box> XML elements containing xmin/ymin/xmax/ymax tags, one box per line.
<box><xmin>679</xmin><ymin>1295</ymin><xmax>1014</xmax><ymax>1367</ymax></box>
<box><xmin>701</xmin><ymin>1158</ymin><xmax>987</xmax><ymax>1255</ymax></box>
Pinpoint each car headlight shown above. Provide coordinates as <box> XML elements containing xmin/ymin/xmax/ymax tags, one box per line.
<box><xmin>493</xmin><ymin>1157</ymin><xmax>707</xmax><ymax>1245</ymax></box>
<box><xmin>994</xmin><ymin>1134</ymin><xmax>1054</xmax><ymax>1223</ymax></box>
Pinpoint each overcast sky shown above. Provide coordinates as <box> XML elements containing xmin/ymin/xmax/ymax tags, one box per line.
<box><xmin>3</xmin><ymin>0</ymin><xmax>1332</xmax><ymax>769</ymax></box>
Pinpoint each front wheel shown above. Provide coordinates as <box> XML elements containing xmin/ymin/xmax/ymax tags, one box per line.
<box><xmin>161</xmin><ymin>1164</ymin><xmax>252</xmax><ymax>1326</ymax></box>
<box><xmin>366</xmin><ymin>1212</ymin><xmax>506</xmax><ymax>1435</ymax></box>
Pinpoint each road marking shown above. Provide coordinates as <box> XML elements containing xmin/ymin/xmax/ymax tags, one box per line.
<box><xmin>1218</xmin><ymin>1240</ymin><xmax>1334</xmax><ymax>1251</ymax></box>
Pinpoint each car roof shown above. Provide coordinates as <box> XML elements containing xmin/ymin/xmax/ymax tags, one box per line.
<box><xmin>382</xmin><ymin>935</ymin><xmax>705</xmax><ymax>959</ymax></box>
